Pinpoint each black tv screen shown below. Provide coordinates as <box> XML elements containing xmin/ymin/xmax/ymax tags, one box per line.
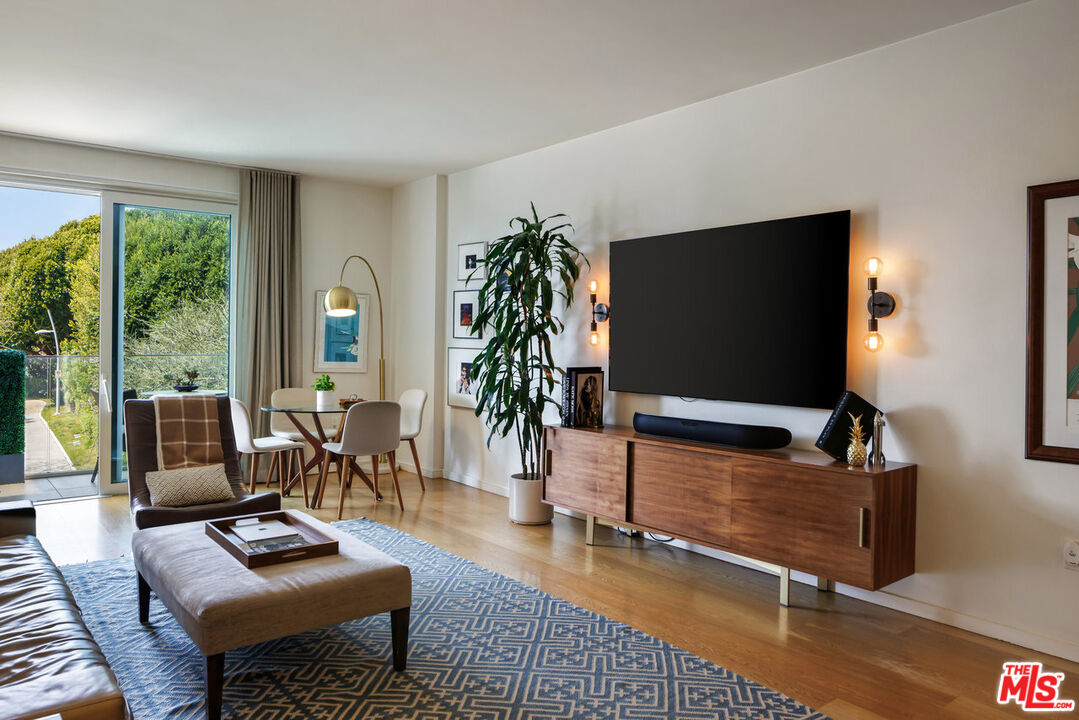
<box><xmin>608</xmin><ymin>210</ymin><xmax>850</xmax><ymax>409</ymax></box>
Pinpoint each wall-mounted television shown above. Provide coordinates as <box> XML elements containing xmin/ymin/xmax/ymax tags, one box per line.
<box><xmin>608</xmin><ymin>210</ymin><xmax>850</xmax><ymax>410</ymax></box>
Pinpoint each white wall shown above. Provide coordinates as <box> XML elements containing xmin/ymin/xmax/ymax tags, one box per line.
<box><xmin>390</xmin><ymin>175</ymin><xmax>447</xmax><ymax>477</ymax></box>
<box><xmin>299</xmin><ymin>177</ymin><xmax>393</xmax><ymax>403</ymax></box>
<box><xmin>442</xmin><ymin>0</ymin><xmax>1079</xmax><ymax>660</ymax></box>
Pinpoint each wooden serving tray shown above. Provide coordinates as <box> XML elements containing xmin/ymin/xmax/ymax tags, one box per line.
<box><xmin>205</xmin><ymin>511</ymin><xmax>339</xmax><ymax>568</ymax></box>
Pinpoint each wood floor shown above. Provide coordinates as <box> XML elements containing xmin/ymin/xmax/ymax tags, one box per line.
<box><xmin>36</xmin><ymin>473</ymin><xmax>1075</xmax><ymax>720</ymax></box>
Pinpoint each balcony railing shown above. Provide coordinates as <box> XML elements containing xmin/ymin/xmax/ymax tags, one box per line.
<box><xmin>24</xmin><ymin>353</ymin><xmax>228</xmax><ymax>478</ymax></box>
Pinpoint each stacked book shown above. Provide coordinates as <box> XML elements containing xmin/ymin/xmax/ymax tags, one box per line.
<box><xmin>231</xmin><ymin>519</ymin><xmax>310</xmax><ymax>554</ymax></box>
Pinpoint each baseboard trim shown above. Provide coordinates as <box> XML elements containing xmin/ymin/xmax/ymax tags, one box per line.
<box><xmin>395</xmin><ymin>459</ymin><xmax>443</xmax><ymax>479</ymax></box>
<box><xmin>443</xmin><ymin>470</ymin><xmax>508</xmax><ymax>497</ymax></box>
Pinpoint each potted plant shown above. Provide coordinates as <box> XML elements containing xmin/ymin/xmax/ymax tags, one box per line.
<box><xmin>171</xmin><ymin>369</ymin><xmax>200</xmax><ymax>392</ymax></box>
<box><xmin>0</xmin><ymin>350</ymin><xmax>25</xmax><ymax>484</ymax></box>
<box><xmin>470</xmin><ymin>204</ymin><xmax>587</xmax><ymax>524</ymax></box>
<box><xmin>312</xmin><ymin>374</ymin><xmax>336</xmax><ymax>410</ymax></box>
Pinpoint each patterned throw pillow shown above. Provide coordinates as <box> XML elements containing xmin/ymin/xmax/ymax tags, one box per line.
<box><xmin>144</xmin><ymin>463</ymin><xmax>234</xmax><ymax>507</ymax></box>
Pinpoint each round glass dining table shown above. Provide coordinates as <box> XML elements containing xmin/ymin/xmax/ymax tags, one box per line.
<box><xmin>260</xmin><ymin>405</ymin><xmax>380</xmax><ymax>506</ymax></box>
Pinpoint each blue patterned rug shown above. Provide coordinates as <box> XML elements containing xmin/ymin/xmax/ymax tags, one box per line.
<box><xmin>61</xmin><ymin>518</ymin><xmax>828</xmax><ymax>720</ymax></box>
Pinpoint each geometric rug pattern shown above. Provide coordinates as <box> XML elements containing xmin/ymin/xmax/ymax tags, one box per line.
<box><xmin>61</xmin><ymin>518</ymin><xmax>829</xmax><ymax>719</ymax></box>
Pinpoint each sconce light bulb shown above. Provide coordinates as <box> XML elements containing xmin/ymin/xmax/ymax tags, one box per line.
<box><xmin>588</xmin><ymin>279</ymin><xmax>598</xmax><ymax>293</ymax></box>
<box><xmin>590</xmin><ymin>331</ymin><xmax>600</xmax><ymax>346</ymax></box>
<box><xmin>864</xmin><ymin>257</ymin><xmax>883</xmax><ymax>278</ymax></box>
<box><xmin>863</xmin><ymin>331</ymin><xmax>884</xmax><ymax>352</ymax></box>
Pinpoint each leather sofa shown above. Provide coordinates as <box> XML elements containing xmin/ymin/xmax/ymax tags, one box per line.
<box><xmin>0</xmin><ymin>501</ymin><xmax>129</xmax><ymax>720</ymax></box>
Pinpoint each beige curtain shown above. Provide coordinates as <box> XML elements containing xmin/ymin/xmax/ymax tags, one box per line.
<box><xmin>236</xmin><ymin>169</ymin><xmax>302</xmax><ymax>436</ymax></box>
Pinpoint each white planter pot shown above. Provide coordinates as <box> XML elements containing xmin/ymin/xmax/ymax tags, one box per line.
<box><xmin>316</xmin><ymin>390</ymin><xmax>335</xmax><ymax>410</ymax></box>
<box><xmin>508</xmin><ymin>472</ymin><xmax>553</xmax><ymax>525</ymax></box>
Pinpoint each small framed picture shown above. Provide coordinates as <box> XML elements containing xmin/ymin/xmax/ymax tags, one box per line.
<box><xmin>448</xmin><ymin>347</ymin><xmax>478</xmax><ymax>408</ymax></box>
<box><xmin>453</xmin><ymin>290</ymin><xmax>482</xmax><ymax>340</ymax></box>
<box><xmin>573</xmin><ymin>370</ymin><xmax>604</xmax><ymax>428</ymax></box>
<box><xmin>314</xmin><ymin>290</ymin><xmax>369</xmax><ymax>373</ymax></box>
<box><xmin>457</xmin><ymin>241</ymin><xmax>486</xmax><ymax>282</ymax></box>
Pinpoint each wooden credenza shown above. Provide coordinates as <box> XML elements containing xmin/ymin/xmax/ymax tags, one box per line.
<box><xmin>543</xmin><ymin>425</ymin><xmax>916</xmax><ymax>600</ymax></box>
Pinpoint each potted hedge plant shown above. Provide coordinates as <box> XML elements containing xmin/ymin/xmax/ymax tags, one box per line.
<box><xmin>0</xmin><ymin>350</ymin><xmax>25</xmax><ymax>484</ymax></box>
<box><xmin>469</xmin><ymin>204</ymin><xmax>587</xmax><ymax>524</ymax></box>
<box><xmin>312</xmin><ymin>374</ymin><xmax>336</xmax><ymax>410</ymax></box>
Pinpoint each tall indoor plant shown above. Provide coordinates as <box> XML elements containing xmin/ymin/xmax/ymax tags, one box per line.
<box><xmin>469</xmin><ymin>204</ymin><xmax>587</xmax><ymax>524</ymax></box>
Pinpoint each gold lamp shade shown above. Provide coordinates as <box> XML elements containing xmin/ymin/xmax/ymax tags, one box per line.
<box><xmin>324</xmin><ymin>285</ymin><xmax>358</xmax><ymax>317</ymax></box>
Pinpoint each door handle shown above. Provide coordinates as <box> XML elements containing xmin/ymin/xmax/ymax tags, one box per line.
<box><xmin>858</xmin><ymin>507</ymin><xmax>869</xmax><ymax>548</ymax></box>
<box><xmin>99</xmin><ymin>374</ymin><xmax>112</xmax><ymax>413</ymax></box>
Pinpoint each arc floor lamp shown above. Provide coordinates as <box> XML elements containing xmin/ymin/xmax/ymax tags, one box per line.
<box><xmin>324</xmin><ymin>255</ymin><xmax>385</xmax><ymax>400</ymax></box>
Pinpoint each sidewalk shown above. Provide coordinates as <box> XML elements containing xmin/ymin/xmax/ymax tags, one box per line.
<box><xmin>24</xmin><ymin>399</ymin><xmax>75</xmax><ymax>475</ymax></box>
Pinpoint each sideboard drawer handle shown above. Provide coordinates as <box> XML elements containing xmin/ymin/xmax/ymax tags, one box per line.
<box><xmin>545</xmin><ymin>449</ymin><xmax>553</xmax><ymax>476</ymax></box>
<box><xmin>858</xmin><ymin>507</ymin><xmax>869</xmax><ymax>548</ymax></box>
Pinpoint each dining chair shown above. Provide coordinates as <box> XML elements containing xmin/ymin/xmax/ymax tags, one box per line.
<box><xmin>318</xmin><ymin>401</ymin><xmax>402</xmax><ymax>519</ymax></box>
<box><xmin>398</xmin><ymin>388</ymin><xmax>428</xmax><ymax>492</ymax></box>
<box><xmin>230</xmin><ymin>398</ymin><xmax>309</xmax><ymax>506</ymax></box>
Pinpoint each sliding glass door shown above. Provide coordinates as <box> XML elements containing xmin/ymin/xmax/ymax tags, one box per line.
<box><xmin>98</xmin><ymin>193</ymin><xmax>237</xmax><ymax>492</ymax></box>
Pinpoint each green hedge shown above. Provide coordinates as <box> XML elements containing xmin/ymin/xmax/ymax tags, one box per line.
<box><xmin>0</xmin><ymin>350</ymin><xmax>25</xmax><ymax>456</ymax></box>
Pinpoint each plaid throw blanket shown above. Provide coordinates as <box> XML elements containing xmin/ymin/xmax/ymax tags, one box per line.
<box><xmin>153</xmin><ymin>395</ymin><xmax>225</xmax><ymax>470</ymax></box>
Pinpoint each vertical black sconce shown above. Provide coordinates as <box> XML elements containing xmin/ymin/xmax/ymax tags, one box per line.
<box><xmin>589</xmin><ymin>280</ymin><xmax>610</xmax><ymax>345</ymax></box>
<box><xmin>864</xmin><ymin>257</ymin><xmax>895</xmax><ymax>352</ymax></box>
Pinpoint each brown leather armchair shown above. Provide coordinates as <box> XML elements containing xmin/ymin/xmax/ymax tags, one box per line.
<box><xmin>124</xmin><ymin>397</ymin><xmax>280</xmax><ymax>529</ymax></box>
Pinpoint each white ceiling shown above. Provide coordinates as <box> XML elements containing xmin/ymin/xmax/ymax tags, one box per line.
<box><xmin>0</xmin><ymin>0</ymin><xmax>1027</xmax><ymax>186</ymax></box>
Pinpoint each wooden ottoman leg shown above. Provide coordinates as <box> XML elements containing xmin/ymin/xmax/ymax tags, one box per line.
<box><xmin>391</xmin><ymin>607</ymin><xmax>410</xmax><ymax>672</ymax></box>
<box><xmin>205</xmin><ymin>652</ymin><xmax>224</xmax><ymax>720</ymax></box>
<box><xmin>137</xmin><ymin>572</ymin><xmax>150</xmax><ymax>623</ymax></box>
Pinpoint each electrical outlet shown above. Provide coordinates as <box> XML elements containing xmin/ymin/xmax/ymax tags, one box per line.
<box><xmin>1064</xmin><ymin>540</ymin><xmax>1079</xmax><ymax>571</ymax></box>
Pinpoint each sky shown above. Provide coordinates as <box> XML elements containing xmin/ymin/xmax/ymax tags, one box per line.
<box><xmin>0</xmin><ymin>186</ymin><xmax>100</xmax><ymax>250</ymax></box>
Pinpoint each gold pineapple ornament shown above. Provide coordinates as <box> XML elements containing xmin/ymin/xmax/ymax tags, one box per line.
<box><xmin>846</xmin><ymin>412</ymin><xmax>868</xmax><ymax>467</ymax></box>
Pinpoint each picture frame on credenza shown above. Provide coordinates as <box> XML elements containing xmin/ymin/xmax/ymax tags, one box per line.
<box><xmin>1026</xmin><ymin>177</ymin><xmax>1079</xmax><ymax>463</ymax></box>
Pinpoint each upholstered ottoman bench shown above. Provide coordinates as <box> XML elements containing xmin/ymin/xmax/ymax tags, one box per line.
<box><xmin>131</xmin><ymin>510</ymin><xmax>411</xmax><ymax>720</ymax></box>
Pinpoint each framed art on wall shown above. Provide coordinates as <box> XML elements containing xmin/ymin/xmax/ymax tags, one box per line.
<box><xmin>447</xmin><ymin>347</ymin><xmax>478</xmax><ymax>408</ymax></box>
<box><xmin>457</xmin><ymin>241</ymin><xmax>486</xmax><ymax>282</ymax></box>
<box><xmin>1026</xmin><ymin>178</ymin><xmax>1079</xmax><ymax>463</ymax></box>
<box><xmin>315</xmin><ymin>290</ymin><xmax>369</xmax><ymax>373</ymax></box>
<box><xmin>452</xmin><ymin>290</ymin><xmax>482</xmax><ymax>340</ymax></box>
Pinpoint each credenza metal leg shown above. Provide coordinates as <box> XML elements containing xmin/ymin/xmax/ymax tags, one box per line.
<box><xmin>817</xmin><ymin>577</ymin><xmax>835</xmax><ymax>592</ymax></box>
<box><xmin>779</xmin><ymin>567</ymin><xmax>790</xmax><ymax>606</ymax></box>
<box><xmin>585</xmin><ymin>515</ymin><xmax>595</xmax><ymax>546</ymax></box>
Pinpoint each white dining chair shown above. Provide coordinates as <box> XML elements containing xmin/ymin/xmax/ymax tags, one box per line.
<box><xmin>230</xmin><ymin>398</ymin><xmax>309</xmax><ymax>506</ymax></box>
<box><xmin>398</xmin><ymin>388</ymin><xmax>428</xmax><ymax>492</ymax></box>
<box><xmin>318</xmin><ymin>401</ymin><xmax>403</xmax><ymax>519</ymax></box>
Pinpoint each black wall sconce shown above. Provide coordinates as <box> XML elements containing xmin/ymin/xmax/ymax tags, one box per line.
<box><xmin>588</xmin><ymin>280</ymin><xmax>610</xmax><ymax>345</ymax></box>
<box><xmin>863</xmin><ymin>257</ymin><xmax>895</xmax><ymax>352</ymax></box>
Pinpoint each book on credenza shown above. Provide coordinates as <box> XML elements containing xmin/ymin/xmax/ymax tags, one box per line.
<box><xmin>815</xmin><ymin>390</ymin><xmax>880</xmax><ymax>462</ymax></box>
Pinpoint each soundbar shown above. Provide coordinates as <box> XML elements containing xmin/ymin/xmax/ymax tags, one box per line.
<box><xmin>632</xmin><ymin>412</ymin><xmax>792</xmax><ymax>450</ymax></box>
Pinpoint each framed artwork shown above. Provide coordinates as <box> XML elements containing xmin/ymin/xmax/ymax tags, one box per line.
<box><xmin>572</xmin><ymin>369</ymin><xmax>604</xmax><ymax>428</ymax></box>
<box><xmin>447</xmin><ymin>347</ymin><xmax>478</xmax><ymax>408</ymax></box>
<box><xmin>314</xmin><ymin>290</ymin><xmax>369</xmax><ymax>373</ymax></box>
<box><xmin>457</xmin><ymin>241</ymin><xmax>486</xmax><ymax>282</ymax></box>
<box><xmin>453</xmin><ymin>289</ymin><xmax>482</xmax><ymax>340</ymax></box>
<box><xmin>1026</xmin><ymin>178</ymin><xmax>1079</xmax><ymax>463</ymax></box>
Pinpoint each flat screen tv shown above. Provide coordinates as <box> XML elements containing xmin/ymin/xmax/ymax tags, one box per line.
<box><xmin>608</xmin><ymin>210</ymin><xmax>850</xmax><ymax>410</ymax></box>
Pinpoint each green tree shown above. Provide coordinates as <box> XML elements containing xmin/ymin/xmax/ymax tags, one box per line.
<box><xmin>122</xmin><ymin>208</ymin><xmax>229</xmax><ymax>339</ymax></box>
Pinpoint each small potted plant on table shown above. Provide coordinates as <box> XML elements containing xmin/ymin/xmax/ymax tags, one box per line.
<box><xmin>312</xmin><ymin>374</ymin><xmax>336</xmax><ymax>410</ymax></box>
<box><xmin>171</xmin><ymin>369</ymin><xmax>200</xmax><ymax>392</ymax></box>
